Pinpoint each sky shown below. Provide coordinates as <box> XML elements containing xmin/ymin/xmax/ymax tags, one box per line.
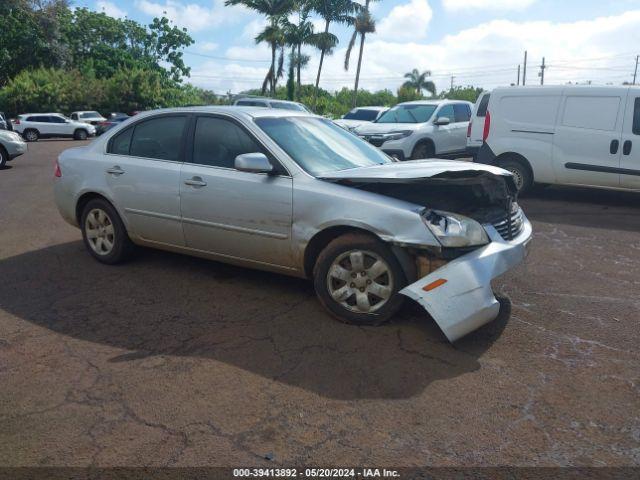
<box><xmin>78</xmin><ymin>0</ymin><xmax>640</xmax><ymax>94</ymax></box>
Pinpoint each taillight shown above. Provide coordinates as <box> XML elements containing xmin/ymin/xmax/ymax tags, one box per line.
<box><xmin>482</xmin><ymin>111</ymin><xmax>491</xmax><ymax>142</ymax></box>
<box><xmin>14</xmin><ymin>119</ymin><xmax>20</xmax><ymax>125</ymax></box>
<box><xmin>54</xmin><ymin>159</ymin><xmax>62</xmax><ymax>178</ymax></box>
<box><xmin>97</xmin><ymin>121</ymin><xmax>109</xmax><ymax>126</ymax></box>
<box><xmin>466</xmin><ymin>121</ymin><xmax>472</xmax><ymax>138</ymax></box>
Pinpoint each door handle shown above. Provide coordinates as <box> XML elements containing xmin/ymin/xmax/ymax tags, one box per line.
<box><xmin>106</xmin><ymin>166</ymin><xmax>125</xmax><ymax>175</ymax></box>
<box><xmin>623</xmin><ymin>140</ymin><xmax>632</xmax><ymax>155</ymax></box>
<box><xmin>184</xmin><ymin>177</ymin><xmax>207</xmax><ymax>187</ymax></box>
<box><xmin>610</xmin><ymin>139</ymin><xmax>619</xmax><ymax>154</ymax></box>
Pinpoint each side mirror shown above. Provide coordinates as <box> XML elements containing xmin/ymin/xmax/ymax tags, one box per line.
<box><xmin>234</xmin><ymin>152</ymin><xmax>274</xmax><ymax>174</ymax></box>
<box><xmin>434</xmin><ymin>116</ymin><xmax>450</xmax><ymax>126</ymax></box>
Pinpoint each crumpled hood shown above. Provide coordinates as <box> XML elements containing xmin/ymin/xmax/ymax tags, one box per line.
<box><xmin>353</xmin><ymin>122</ymin><xmax>424</xmax><ymax>135</ymax></box>
<box><xmin>319</xmin><ymin>159</ymin><xmax>512</xmax><ymax>182</ymax></box>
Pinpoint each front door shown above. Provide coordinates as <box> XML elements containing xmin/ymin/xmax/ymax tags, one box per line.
<box><xmin>433</xmin><ymin>104</ymin><xmax>457</xmax><ymax>154</ymax></box>
<box><xmin>102</xmin><ymin>114</ymin><xmax>188</xmax><ymax>246</ymax></box>
<box><xmin>620</xmin><ymin>95</ymin><xmax>640</xmax><ymax>189</ymax></box>
<box><xmin>553</xmin><ymin>88</ymin><xmax>627</xmax><ymax>188</ymax></box>
<box><xmin>179</xmin><ymin>115</ymin><xmax>294</xmax><ymax>268</ymax></box>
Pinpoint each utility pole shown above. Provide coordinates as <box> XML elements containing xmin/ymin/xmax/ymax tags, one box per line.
<box><xmin>517</xmin><ymin>65</ymin><xmax>521</xmax><ymax>86</ymax></box>
<box><xmin>450</xmin><ymin>76</ymin><xmax>455</xmax><ymax>90</ymax></box>
<box><xmin>523</xmin><ymin>50</ymin><xmax>528</xmax><ymax>86</ymax></box>
<box><xmin>540</xmin><ymin>57</ymin><xmax>546</xmax><ymax>85</ymax></box>
<box><xmin>634</xmin><ymin>55</ymin><xmax>639</xmax><ymax>85</ymax></box>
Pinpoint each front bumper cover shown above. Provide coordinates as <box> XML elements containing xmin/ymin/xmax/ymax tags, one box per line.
<box><xmin>400</xmin><ymin>215</ymin><xmax>532</xmax><ymax>342</ymax></box>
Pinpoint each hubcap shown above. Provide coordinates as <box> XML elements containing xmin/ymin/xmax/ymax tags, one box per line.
<box><xmin>506</xmin><ymin>166</ymin><xmax>524</xmax><ymax>190</ymax></box>
<box><xmin>85</xmin><ymin>208</ymin><xmax>115</xmax><ymax>255</ymax></box>
<box><xmin>26</xmin><ymin>131</ymin><xmax>36</xmax><ymax>141</ymax></box>
<box><xmin>327</xmin><ymin>250</ymin><xmax>393</xmax><ymax>314</ymax></box>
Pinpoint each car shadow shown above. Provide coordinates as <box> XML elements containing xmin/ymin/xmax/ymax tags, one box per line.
<box><xmin>0</xmin><ymin>242</ymin><xmax>509</xmax><ymax>400</ymax></box>
<box><xmin>0</xmin><ymin>164</ymin><xmax>13</xmax><ymax>170</ymax></box>
<box><xmin>520</xmin><ymin>184</ymin><xmax>640</xmax><ymax>232</ymax></box>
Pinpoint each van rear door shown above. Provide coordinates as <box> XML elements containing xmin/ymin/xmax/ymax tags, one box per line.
<box><xmin>467</xmin><ymin>92</ymin><xmax>489</xmax><ymax>151</ymax></box>
<box><xmin>620</xmin><ymin>93</ymin><xmax>640</xmax><ymax>189</ymax></box>
<box><xmin>553</xmin><ymin>88</ymin><xmax>626</xmax><ymax>188</ymax></box>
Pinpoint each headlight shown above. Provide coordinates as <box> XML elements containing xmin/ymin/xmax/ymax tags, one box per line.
<box><xmin>385</xmin><ymin>130</ymin><xmax>413</xmax><ymax>141</ymax></box>
<box><xmin>422</xmin><ymin>210</ymin><xmax>489</xmax><ymax>247</ymax></box>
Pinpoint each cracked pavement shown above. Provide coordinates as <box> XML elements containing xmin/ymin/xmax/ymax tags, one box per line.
<box><xmin>0</xmin><ymin>140</ymin><xmax>638</xmax><ymax>467</ymax></box>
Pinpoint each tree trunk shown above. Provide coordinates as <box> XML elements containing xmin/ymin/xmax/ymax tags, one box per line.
<box><xmin>296</xmin><ymin>43</ymin><xmax>301</xmax><ymax>99</ymax></box>
<box><xmin>313</xmin><ymin>19</ymin><xmax>330</xmax><ymax>107</ymax></box>
<box><xmin>352</xmin><ymin>32</ymin><xmax>366</xmax><ymax>108</ymax></box>
<box><xmin>271</xmin><ymin>42</ymin><xmax>277</xmax><ymax>96</ymax></box>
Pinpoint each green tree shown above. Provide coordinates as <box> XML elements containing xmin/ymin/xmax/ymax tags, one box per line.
<box><xmin>403</xmin><ymin>68</ymin><xmax>436</xmax><ymax>97</ymax></box>
<box><xmin>439</xmin><ymin>85</ymin><xmax>483</xmax><ymax>103</ymax></box>
<box><xmin>344</xmin><ymin>0</ymin><xmax>377</xmax><ymax>108</ymax></box>
<box><xmin>226</xmin><ymin>0</ymin><xmax>294</xmax><ymax>96</ymax></box>
<box><xmin>283</xmin><ymin>3</ymin><xmax>314</xmax><ymax>99</ymax></box>
<box><xmin>397</xmin><ymin>85</ymin><xmax>423</xmax><ymax>103</ymax></box>
<box><xmin>308</xmin><ymin>0</ymin><xmax>360</xmax><ymax>103</ymax></box>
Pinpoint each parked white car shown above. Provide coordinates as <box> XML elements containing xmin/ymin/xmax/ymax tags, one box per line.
<box><xmin>353</xmin><ymin>100</ymin><xmax>473</xmax><ymax>161</ymax></box>
<box><xmin>13</xmin><ymin>113</ymin><xmax>96</xmax><ymax>142</ymax></box>
<box><xmin>0</xmin><ymin>130</ymin><xmax>27</xmax><ymax>168</ymax></box>
<box><xmin>70</xmin><ymin>111</ymin><xmax>107</xmax><ymax>125</ymax></box>
<box><xmin>466</xmin><ymin>91</ymin><xmax>490</xmax><ymax>160</ymax></box>
<box><xmin>233</xmin><ymin>97</ymin><xmax>311</xmax><ymax>112</ymax></box>
<box><xmin>476</xmin><ymin>85</ymin><xmax>640</xmax><ymax>193</ymax></box>
<box><xmin>334</xmin><ymin>106</ymin><xmax>387</xmax><ymax>131</ymax></box>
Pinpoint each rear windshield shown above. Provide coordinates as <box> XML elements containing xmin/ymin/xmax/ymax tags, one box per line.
<box><xmin>476</xmin><ymin>94</ymin><xmax>490</xmax><ymax>117</ymax></box>
<box><xmin>271</xmin><ymin>102</ymin><xmax>306</xmax><ymax>112</ymax></box>
<box><xmin>376</xmin><ymin>104</ymin><xmax>437</xmax><ymax>124</ymax></box>
<box><xmin>343</xmin><ymin>109</ymin><xmax>380</xmax><ymax>121</ymax></box>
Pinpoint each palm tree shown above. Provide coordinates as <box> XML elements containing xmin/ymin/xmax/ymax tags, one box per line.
<box><xmin>403</xmin><ymin>68</ymin><xmax>436</xmax><ymax>97</ymax></box>
<box><xmin>225</xmin><ymin>0</ymin><xmax>294</xmax><ymax>96</ymax></box>
<box><xmin>255</xmin><ymin>22</ymin><xmax>286</xmax><ymax>95</ymax></box>
<box><xmin>282</xmin><ymin>4</ymin><xmax>314</xmax><ymax>98</ymax></box>
<box><xmin>308</xmin><ymin>0</ymin><xmax>360</xmax><ymax>103</ymax></box>
<box><xmin>344</xmin><ymin>0</ymin><xmax>376</xmax><ymax>107</ymax></box>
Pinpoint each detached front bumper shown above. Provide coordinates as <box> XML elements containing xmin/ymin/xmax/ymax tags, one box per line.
<box><xmin>400</xmin><ymin>216</ymin><xmax>532</xmax><ymax>342</ymax></box>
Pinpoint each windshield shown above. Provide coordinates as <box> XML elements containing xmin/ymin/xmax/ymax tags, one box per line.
<box><xmin>376</xmin><ymin>104</ymin><xmax>437</xmax><ymax>124</ymax></box>
<box><xmin>255</xmin><ymin>117</ymin><xmax>393</xmax><ymax>176</ymax></box>
<box><xmin>343</xmin><ymin>109</ymin><xmax>381</xmax><ymax>121</ymax></box>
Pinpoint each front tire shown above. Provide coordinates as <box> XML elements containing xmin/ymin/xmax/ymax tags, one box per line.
<box><xmin>0</xmin><ymin>147</ymin><xmax>7</xmax><ymax>168</ymax></box>
<box><xmin>313</xmin><ymin>233</ymin><xmax>406</xmax><ymax>326</ymax></box>
<box><xmin>74</xmin><ymin>129</ymin><xmax>88</xmax><ymax>141</ymax></box>
<box><xmin>80</xmin><ymin>198</ymin><xmax>135</xmax><ymax>264</ymax></box>
<box><xmin>411</xmin><ymin>141</ymin><xmax>435</xmax><ymax>160</ymax></box>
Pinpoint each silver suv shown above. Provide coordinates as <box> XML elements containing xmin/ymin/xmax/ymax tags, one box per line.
<box><xmin>353</xmin><ymin>100</ymin><xmax>472</xmax><ymax>161</ymax></box>
<box><xmin>53</xmin><ymin>107</ymin><xmax>531</xmax><ymax>342</ymax></box>
<box><xmin>14</xmin><ymin>113</ymin><xmax>95</xmax><ymax>142</ymax></box>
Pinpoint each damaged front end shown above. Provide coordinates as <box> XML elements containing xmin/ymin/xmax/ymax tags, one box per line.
<box><xmin>322</xmin><ymin>163</ymin><xmax>532</xmax><ymax>342</ymax></box>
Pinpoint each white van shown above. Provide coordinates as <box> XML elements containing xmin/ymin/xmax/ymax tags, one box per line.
<box><xmin>466</xmin><ymin>91</ymin><xmax>490</xmax><ymax>159</ymax></box>
<box><xmin>476</xmin><ymin>85</ymin><xmax>640</xmax><ymax>193</ymax></box>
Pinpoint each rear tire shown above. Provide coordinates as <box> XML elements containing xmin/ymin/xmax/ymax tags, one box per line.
<box><xmin>23</xmin><ymin>129</ymin><xmax>39</xmax><ymax>142</ymax></box>
<box><xmin>80</xmin><ymin>198</ymin><xmax>135</xmax><ymax>265</ymax></box>
<box><xmin>498</xmin><ymin>157</ymin><xmax>533</xmax><ymax>194</ymax></box>
<box><xmin>411</xmin><ymin>141</ymin><xmax>435</xmax><ymax>160</ymax></box>
<box><xmin>313</xmin><ymin>233</ymin><xmax>406</xmax><ymax>326</ymax></box>
<box><xmin>74</xmin><ymin>129</ymin><xmax>88</xmax><ymax>141</ymax></box>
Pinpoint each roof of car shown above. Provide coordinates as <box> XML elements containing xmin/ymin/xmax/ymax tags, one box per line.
<box><xmin>397</xmin><ymin>99</ymin><xmax>471</xmax><ymax>106</ymax></box>
<box><xmin>20</xmin><ymin>113</ymin><xmax>65</xmax><ymax>116</ymax></box>
<box><xmin>131</xmin><ymin>105</ymin><xmax>315</xmax><ymax>120</ymax></box>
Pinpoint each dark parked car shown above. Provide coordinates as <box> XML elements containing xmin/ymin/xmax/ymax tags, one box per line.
<box><xmin>96</xmin><ymin>116</ymin><xmax>129</xmax><ymax>136</ymax></box>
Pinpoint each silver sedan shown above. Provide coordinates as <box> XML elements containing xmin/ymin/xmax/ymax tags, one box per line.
<box><xmin>54</xmin><ymin>107</ymin><xmax>532</xmax><ymax>342</ymax></box>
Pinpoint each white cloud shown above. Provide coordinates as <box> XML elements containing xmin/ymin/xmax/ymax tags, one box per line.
<box><xmin>377</xmin><ymin>0</ymin><xmax>433</xmax><ymax>41</ymax></box>
<box><xmin>96</xmin><ymin>0</ymin><xmax>127</xmax><ymax>18</ymax></box>
<box><xmin>442</xmin><ymin>0</ymin><xmax>536</xmax><ymax>11</ymax></box>
<box><xmin>134</xmin><ymin>0</ymin><xmax>249</xmax><ymax>32</ymax></box>
<box><xmin>241</xmin><ymin>18</ymin><xmax>268</xmax><ymax>42</ymax></box>
<box><xmin>199</xmin><ymin>41</ymin><xmax>219</xmax><ymax>52</ymax></box>
<box><xmin>188</xmin><ymin>10</ymin><xmax>640</xmax><ymax>95</ymax></box>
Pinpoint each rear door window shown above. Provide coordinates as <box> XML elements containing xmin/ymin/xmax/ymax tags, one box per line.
<box><xmin>453</xmin><ymin>104</ymin><xmax>471</xmax><ymax>122</ymax></box>
<box><xmin>128</xmin><ymin>115</ymin><xmax>187</xmax><ymax>161</ymax></box>
<box><xmin>476</xmin><ymin>94</ymin><xmax>490</xmax><ymax>117</ymax></box>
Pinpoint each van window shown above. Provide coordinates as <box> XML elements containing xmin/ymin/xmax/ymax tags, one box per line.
<box><xmin>476</xmin><ymin>94</ymin><xmax>490</xmax><ymax>117</ymax></box>
<box><xmin>633</xmin><ymin>98</ymin><xmax>640</xmax><ymax>135</ymax></box>
<box><xmin>562</xmin><ymin>96</ymin><xmax>620</xmax><ymax>131</ymax></box>
<box><xmin>500</xmin><ymin>95</ymin><xmax>561</xmax><ymax>126</ymax></box>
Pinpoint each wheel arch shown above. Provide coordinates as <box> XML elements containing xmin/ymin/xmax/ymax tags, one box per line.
<box><xmin>303</xmin><ymin>225</ymin><xmax>416</xmax><ymax>282</ymax></box>
<box><xmin>411</xmin><ymin>136</ymin><xmax>436</xmax><ymax>158</ymax></box>
<box><xmin>75</xmin><ymin>192</ymin><xmax>116</xmax><ymax>225</ymax></box>
<box><xmin>494</xmin><ymin>152</ymin><xmax>534</xmax><ymax>182</ymax></box>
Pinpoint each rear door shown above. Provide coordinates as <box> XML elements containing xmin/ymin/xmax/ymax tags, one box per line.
<box><xmin>553</xmin><ymin>88</ymin><xmax>626</xmax><ymax>188</ymax></box>
<box><xmin>452</xmin><ymin>103</ymin><xmax>472</xmax><ymax>153</ymax></box>
<box><xmin>103</xmin><ymin>114</ymin><xmax>188</xmax><ymax>246</ymax></box>
<box><xmin>468</xmin><ymin>92</ymin><xmax>490</xmax><ymax>149</ymax></box>
<box><xmin>620</xmin><ymin>93</ymin><xmax>640</xmax><ymax>189</ymax></box>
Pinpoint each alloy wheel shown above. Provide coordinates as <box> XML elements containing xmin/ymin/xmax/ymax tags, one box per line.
<box><xmin>85</xmin><ymin>208</ymin><xmax>115</xmax><ymax>256</ymax></box>
<box><xmin>326</xmin><ymin>250</ymin><xmax>394</xmax><ymax>313</ymax></box>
